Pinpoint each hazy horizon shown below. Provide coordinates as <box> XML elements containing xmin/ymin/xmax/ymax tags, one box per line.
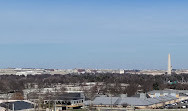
<box><xmin>0</xmin><ymin>0</ymin><xmax>188</xmax><ymax>69</ymax></box>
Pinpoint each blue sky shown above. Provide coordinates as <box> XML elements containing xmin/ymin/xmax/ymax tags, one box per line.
<box><xmin>0</xmin><ymin>0</ymin><xmax>188</xmax><ymax>69</ymax></box>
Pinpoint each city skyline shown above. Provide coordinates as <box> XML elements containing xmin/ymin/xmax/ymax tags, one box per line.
<box><xmin>0</xmin><ymin>1</ymin><xmax>188</xmax><ymax>69</ymax></box>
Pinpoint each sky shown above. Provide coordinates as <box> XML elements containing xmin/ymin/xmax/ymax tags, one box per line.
<box><xmin>0</xmin><ymin>0</ymin><xmax>188</xmax><ymax>69</ymax></box>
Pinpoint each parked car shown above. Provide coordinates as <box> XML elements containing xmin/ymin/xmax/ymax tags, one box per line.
<box><xmin>165</xmin><ymin>104</ymin><xmax>173</xmax><ymax>109</ymax></box>
<box><xmin>182</xmin><ymin>105</ymin><xmax>186</xmax><ymax>109</ymax></box>
<box><xmin>172</xmin><ymin>103</ymin><xmax>177</xmax><ymax>105</ymax></box>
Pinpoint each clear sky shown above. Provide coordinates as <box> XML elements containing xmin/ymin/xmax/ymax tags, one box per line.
<box><xmin>0</xmin><ymin>0</ymin><xmax>188</xmax><ymax>69</ymax></box>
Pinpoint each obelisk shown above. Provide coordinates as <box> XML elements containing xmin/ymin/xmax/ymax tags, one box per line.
<box><xmin>167</xmin><ymin>54</ymin><xmax>172</xmax><ymax>75</ymax></box>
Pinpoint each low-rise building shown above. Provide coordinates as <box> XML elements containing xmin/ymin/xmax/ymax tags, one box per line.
<box><xmin>0</xmin><ymin>100</ymin><xmax>35</xmax><ymax>111</ymax></box>
<box><xmin>148</xmin><ymin>89</ymin><xmax>188</xmax><ymax>98</ymax></box>
<box><xmin>43</xmin><ymin>93</ymin><xmax>85</xmax><ymax>110</ymax></box>
<box><xmin>84</xmin><ymin>93</ymin><xmax>179</xmax><ymax>109</ymax></box>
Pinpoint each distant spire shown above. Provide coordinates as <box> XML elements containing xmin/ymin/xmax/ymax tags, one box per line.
<box><xmin>167</xmin><ymin>54</ymin><xmax>172</xmax><ymax>75</ymax></box>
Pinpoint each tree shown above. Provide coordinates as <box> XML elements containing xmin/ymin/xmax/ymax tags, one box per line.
<box><xmin>11</xmin><ymin>92</ymin><xmax>24</xmax><ymax>100</ymax></box>
<box><xmin>126</xmin><ymin>84</ymin><xmax>138</xmax><ymax>97</ymax></box>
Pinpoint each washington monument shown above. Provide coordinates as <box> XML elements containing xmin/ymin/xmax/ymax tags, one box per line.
<box><xmin>167</xmin><ymin>54</ymin><xmax>172</xmax><ymax>75</ymax></box>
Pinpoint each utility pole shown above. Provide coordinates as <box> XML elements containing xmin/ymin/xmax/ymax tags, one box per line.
<box><xmin>48</xmin><ymin>100</ymin><xmax>50</xmax><ymax>110</ymax></box>
<box><xmin>54</xmin><ymin>100</ymin><xmax>56</xmax><ymax>111</ymax></box>
<box><xmin>6</xmin><ymin>92</ymin><xmax>9</xmax><ymax>111</ymax></box>
<box><xmin>110</xmin><ymin>94</ymin><xmax>112</xmax><ymax>111</ymax></box>
<box><xmin>12</xmin><ymin>103</ymin><xmax>14</xmax><ymax>111</ymax></box>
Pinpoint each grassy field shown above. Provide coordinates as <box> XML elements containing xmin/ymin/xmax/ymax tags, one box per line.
<box><xmin>67</xmin><ymin>109</ymin><xmax>188</xmax><ymax>111</ymax></box>
<box><xmin>136</xmin><ymin>109</ymin><xmax>188</xmax><ymax>111</ymax></box>
<box><xmin>69</xmin><ymin>109</ymin><xmax>88</xmax><ymax>111</ymax></box>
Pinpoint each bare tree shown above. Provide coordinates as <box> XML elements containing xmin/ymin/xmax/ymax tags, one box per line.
<box><xmin>11</xmin><ymin>92</ymin><xmax>24</xmax><ymax>100</ymax></box>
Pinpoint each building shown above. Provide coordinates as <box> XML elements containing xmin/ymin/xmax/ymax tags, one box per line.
<box><xmin>43</xmin><ymin>93</ymin><xmax>85</xmax><ymax>110</ymax></box>
<box><xmin>0</xmin><ymin>100</ymin><xmax>35</xmax><ymax>111</ymax></box>
<box><xmin>84</xmin><ymin>94</ymin><xmax>179</xmax><ymax>109</ymax></box>
<box><xmin>148</xmin><ymin>89</ymin><xmax>188</xmax><ymax>99</ymax></box>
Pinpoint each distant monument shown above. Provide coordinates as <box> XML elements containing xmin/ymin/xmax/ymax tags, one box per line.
<box><xmin>167</xmin><ymin>54</ymin><xmax>172</xmax><ymax>75</ymax></box>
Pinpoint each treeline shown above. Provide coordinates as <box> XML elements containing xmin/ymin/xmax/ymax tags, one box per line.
<box><xmin>0</xmin><ymin>73</ymin><xmax>188</xmax><ymax>96</ymax></box>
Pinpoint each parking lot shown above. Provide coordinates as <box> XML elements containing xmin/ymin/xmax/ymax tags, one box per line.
<box><xmin>164</xmin><ymin>99</ymin><xmax>188</xmax><ymax>109</ymax></box>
